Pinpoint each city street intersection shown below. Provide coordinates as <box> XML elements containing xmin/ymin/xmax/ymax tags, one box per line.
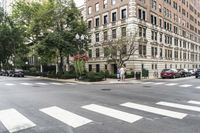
<box><xmin>0</xmin><ymin>76</ymin><xmax>200</xmax><ymax>133</ymax></box>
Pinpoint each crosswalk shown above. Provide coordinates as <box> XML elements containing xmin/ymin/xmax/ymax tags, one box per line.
<box><xmin>142</xmin><ymin>82</ymin><xmax>200</xmax><ymax>89</ymax></box>
<box><xmin>2</xmin><ymin>82</ymin><xmax>79</xmax><ymax>87</ymax></box>
<box><xmin>1</xmin><ymin>100</ymin><xmax>200</xmax><ymax>132</ymax></box>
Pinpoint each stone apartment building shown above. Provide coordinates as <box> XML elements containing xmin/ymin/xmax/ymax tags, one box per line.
<box><xmin>82</xmin><ymin>0</ymin><xmax>200</xmax><ymax>77</ymax></box>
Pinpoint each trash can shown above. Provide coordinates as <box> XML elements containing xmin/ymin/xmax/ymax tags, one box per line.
<box><xmin>136</xmin><ymin>72</ymin><xmax>141</xmax><ymax>80</ymax></box>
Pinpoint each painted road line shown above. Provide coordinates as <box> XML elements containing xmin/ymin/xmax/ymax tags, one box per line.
<box><xmin>165</xmin><ymin>83</ymin><xmax>178</xmax><ymax>86</ymax></box>
<box><xmin>35</xmin><ymin>83</ymin><xmax>48</xmax><ymax>85</ymax></box>
<box><xmin>50</xmin><ymin>82</ymin><xmax>64</xmax><ymax>85</ymax></box>
<box><xmin>20</xmin><ymin>83</ymin><xmax>33</xmax><ymax>86</ymax></box>
<box><xmin>195</xmin><ymin>86</ymin><xmax>200</xmax><ymax>89</ymax></box>
<box><xmin>188</xmin><ymin>101</ymin><xmax>200</xmax><ymax>105</ymax></box>
<box><xmin>179</xmin><ymin>84</ymin><xmax>192</xmax><ymax>88</ymax></box>
<box><xmin>154</xmin><ymin>82</ymin><xmax>165</xmax><ymax>85</ymax></box>
<box><xmin>0</xmin><ymin>109</ymin><xmax>36</xmax><ymax>133</ymax></box>
<box><xmin>65</xmin><ymin>83</ymin><xmax>77</xmax><ymax>85</ymax></box>
<box><xmin>142</xmin><ymin>82</ymin><xmax>153</xmax><ymax>85</ymax></box>
<box><xmin>82</xmin><ymin>104</ymin><xmax>143</xmax><ymax>123</ymax></box>
<box><xmin>5</xmin><ymin>83</ymin><xmax>15</xmax><ymax>86</ymax></box>
<box><xmin>157</xmin><ymin>102</ymin><xmax>200</xmax><ymax>112</ymax></box>
<box><xmin>40</xmin><ymin>106</ymin><xmax>92</xmax><ymax>128</ymax></box>
<box><xmin>120</xmin><ymin>102</ymin><xmax>187</xmax><ymax>119</ymax></box>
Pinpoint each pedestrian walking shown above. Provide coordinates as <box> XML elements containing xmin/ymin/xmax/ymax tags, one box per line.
<box><xmin>120</xmin><ymin>66</ymin><xmax>126</xmax><ymax>81</ymax></box>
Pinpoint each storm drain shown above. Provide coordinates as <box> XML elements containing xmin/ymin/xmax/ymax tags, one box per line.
<box><xmin>101</xmin><ymin>89</ymin><xmax>112</xmax><ymax>91</ymax></box>
<box><xmin>32</xmin><ymin>86</ymin><xmax>40</xmax><ymax>88</ymax></box>
<box><xmin>143</xmin><ymin>86</ymin><xmax>152</xmax><ymax>88</ymax></box>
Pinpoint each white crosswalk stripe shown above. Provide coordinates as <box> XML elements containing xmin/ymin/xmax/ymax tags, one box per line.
<box><xmin>120</xmin><ymin>102</ymin><xmax>187</xmax><ymax>119</ymax></box>
<box><xmin>20</xmin><ymin>83</ymin><xmax>33</xmax><ymax>86</ymax></box>
<box><xmin>142</xmin><ymin>82</ymin><xmax>153</xmax><ymax>85</ymax></box>
<box><xmin>65</xmin><ymin>83</ymin><xmax>77</xmax><ymax>85</ymax></box>
<box><xmin>157</xmin><ymin>101</ymin><xmax>200</xmax><ymax>112</ymax></box>
<box><xmin>5</xmin><ymin>83</ymin><xmax>15</xmax><ymax>86</ymax></box>
<box><xmin>188</xmin><ymin>100</ymin><xmax>200</xmax><ymax>105</ymax></box>
<box><xmin>50</xmin><ymin>82</ymin><xmax>64</xmax><ymax>85</ymax></box>
<box><xmin>179</xmin><ymin>84</ymin><xmax>192</xmax><ymax>88</ymax></box>
<box><xmin>0</xmin><ymin>109</ymin><xmax>36</xmax><ymax>133</ymax></box>
<box><xmin>82</xmin><ymin>104</ymin><xmax>143</xmax><ymax>123</ymax></box>
<box><xmin>154</xmin><ymin>82</ymin><xmax>165</xmax><ymax>85</ymax></box>
<box><xmin>195</xmin><ymin>86</ymin><xmax>200</xmax><ymax>89</ymax></box>
<box><xmin>165</xmin><ymin>83</ymin><xmax>178</xmax><ymax>86</ymax></box>
<box><xmin>35</xmin><ymin>83</ymin><xmax>48</xmax><ymax>85</ymax></box>
<box><xmin>40</xmin><ymin>106</ymin><xmax>92</xmax><ymax>128</ymax></box>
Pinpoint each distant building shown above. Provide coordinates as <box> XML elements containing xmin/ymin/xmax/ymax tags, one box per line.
<box><xmin>0</xmin><ymin>0</ymin><xmax>13</xmax><ymax>14</ymax></box>
<box><xmin>82</xmin><ymin>0</ymin><xmax>200</xmax><ymax>77</ymax></box>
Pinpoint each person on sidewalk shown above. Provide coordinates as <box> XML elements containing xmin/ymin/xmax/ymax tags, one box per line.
<box><xmin>120</xmin><ymin>66</ymin><xmax>126</xmax><ymax>81</ymax></box>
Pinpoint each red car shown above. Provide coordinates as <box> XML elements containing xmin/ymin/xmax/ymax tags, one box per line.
<box><xmin>161</xmin><ymin>69</ymin><xmax>181</xmax><ymax>79</ymax></box>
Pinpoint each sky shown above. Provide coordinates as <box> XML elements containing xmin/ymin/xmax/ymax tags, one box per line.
<box><xmin>74</xmin><ymin>0</ymin><xmax>84</xmax><ymax>7</ymax></box>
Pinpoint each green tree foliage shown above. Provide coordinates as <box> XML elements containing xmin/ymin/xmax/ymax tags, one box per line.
<box><xmin>12</xmin><ymin>0</ymin><xmax>88</xmax><ymax>73</ymax></box>
<box><xmin>0</xmin><ymin>8</ymin><xmax>25</xmax><ymax>69</ymax></box>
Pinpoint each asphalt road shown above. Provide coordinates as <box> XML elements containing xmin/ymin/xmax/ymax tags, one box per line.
<box><xmin>0</xmin><ymin>76</ymin><xmax>200</xmax><ymax>133</ymax></box>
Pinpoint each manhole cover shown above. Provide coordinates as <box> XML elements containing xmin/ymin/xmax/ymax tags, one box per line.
<box><xmin>143</xmin><ymin>86</ymin><xmax>151</xmax><ymax>88</ymax></box>
<box><xmin>32</xmin><ymin>86</ymin><xmax>40</xmax><ymax>87</ymax></box>
<box><xmin>101</xmin><ymin>89</ymin><xmax>112</xmax><ymax>91</ymax></box>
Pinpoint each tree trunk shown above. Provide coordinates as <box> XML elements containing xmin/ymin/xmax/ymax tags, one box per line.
<box><xmin>59</xmin><ymin>49</ymin><xmax>64</xmax><ymax>74</ymax></box>
<box><xmin>66</xmin><ymin>55</ymin><xmax>70</xmax><ymax>71</ymax></box>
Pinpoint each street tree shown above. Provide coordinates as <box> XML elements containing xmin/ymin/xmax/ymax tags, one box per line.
<box><xmin>12</xmin><ymin>0</ymin><xmax>88</xmax><ymax>73</ymax></box>
<box><xmin>0</xmin><ymin>8</ymin><xmax>24</xmax><ymax>69</ymax></box>
<box><xmin>103</xmin><ymin>32</ymin><xmax>140</xmax><ymax>68</ymax></box>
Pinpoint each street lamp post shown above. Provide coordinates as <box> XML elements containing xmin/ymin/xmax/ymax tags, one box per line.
<box><xmin>75</xmin><ymin>33</ymin><xmax>88</xmax><ymax>52</ymax></box>
<box><xmin>38</xmin><ymin>57</ymin><xmax>43</xmax><ymax>73</ymax></box>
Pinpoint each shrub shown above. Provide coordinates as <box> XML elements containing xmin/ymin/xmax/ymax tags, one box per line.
<box><xmin>59</xmin><ymin>71</ymin><xmax>76</xmax><ymax>79</ymax></box>
<box><xmin>85</xmin><ymin>72</ymin><xmax>105</xmax><ymax>82</ymax></box>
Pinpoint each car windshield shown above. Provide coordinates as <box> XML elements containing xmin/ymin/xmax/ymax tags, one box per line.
<box><xmin>162</xmin><ymin>69</ymin><xmax>170</xmax><ymax>72</ymax></box>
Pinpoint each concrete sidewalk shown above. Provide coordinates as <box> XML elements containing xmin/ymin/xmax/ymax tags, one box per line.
<box><xmin>27</xmin><ymin>76</ymin><xmax>143</xmax><ymax>85</ymax></box>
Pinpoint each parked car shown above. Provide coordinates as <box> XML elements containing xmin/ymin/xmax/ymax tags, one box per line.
<box><xmin>188</xmin><ymin>69</ymin><xmax>195</xmax><ymax>76</ymax></box>
<box><xmin>195</xmin><ymin>69</ymin><xmax>200</xmax><ymax>78</ymax></box>
<box><xmin>161</xmin><ymin>69</ymin><xmax>181</xmax><ymax>79</ymax></box>
<box><xmin>177</xmin><ymin>69</ymin><xmax>190</xmax><ymax>77</ymax></box>
<box><xmin>0</xmin><ymin>70</ymin><xmax>6</xmax><ymax>76</ymax></box>
<box><xmin>11</xmin><ymin>69</ymin><xmax>24</xmax><ymax>77</ymax></box>
<box><xmin>4</xmin><ymin>70</ymin><xmax>12</xmax><ymax>76</ymax></box>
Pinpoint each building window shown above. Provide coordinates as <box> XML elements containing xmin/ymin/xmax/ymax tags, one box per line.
<box><xmin>121</xmin><ymin>27</ymin><xmax>126</xmax><ymax>37</ymax></box>
<box><xmin>96</xmin><ymin>48</ymin><xmax>100</xmax><ymax>57</ymax></box>
<box><xmin>111</xmin><ymin>0</ymin><xmax>116</xmax><ymax>5</ymax></box>
<box><xmin>152</xmin><ymin>0</ymin><xmax>157</xmax><ymax>10</ymax></box>
<box><xmin>103</xmin><ymin>0</ymin><xmax>108</xmax><ymax>8</ymax></box>
<box><xmin>88</xmin><ymin>20</ymin><xmax>92</xmax><ymax>29</ymax></box>
<box><xmin>103</xmin><ymin>31</ymin><xmax>108</xmax><ymax>41</ymax></box>
<box><xmin>103</xmin><ymin>15</ymin><xmax>108</xmax><ymax>25</ymax></box>
<box><xmin>112</xmin><ymin>29</ymin><xmax>117</xmax><ymax>39</ymax></box>
<box><xmin>160</xmin><ymin>33</ymin><xmax>162</xmax><ymax>42</ymax></box>
<box><xmin>138</xmin><ymin>9</ymin><xmax>146</xmax><ymax>20</ymax></box>
<box><xmin>95</xmin><ymin>33</ymin><xmax>99</xmax><ymax>42</ymax></box>
<box><xmin>121</xmin><ymin>9</ymin><xmax>127</xmax><ymax>19</ymax></box>
<box><xmin>151</xmin><ymin>47</ymin><xmax>157</xmax><ymax>58</ymax></box>
<box><xmin>160</xmin><ymin>48</ymin><xmax>162</xmax><ymax>58</ymax></box>
<box><xmin>96</xmin><ymin>64</ymin><xmax>100</xmax><ymax>72</ymax></box>
<box><xmin>112</xmin><ymin>12</ymin><xmax>117</xmax><ymax>22</ymax></box>
<box><xmin>95</xmin><ymin>3</ymin><xmax>99</xmax><ymax>12</ymax></box>
<box><xmin>88</xmin><ymin>7</ymin><xmax>92</xmax><ymax>15</ymax></box>
<box><xmin>139</xmin><ymin>26</ymin><xmax>146</xmax><ymax>38</ymax></box>
<box><xmin>88</xmin><ymin>49</ymin><xmax>92</xmax><ymax>58</ymax></box>
<box><xmin>95</xmin><ymin>18</ymin><xmax>100</xmax><ymax>27</ymax></box>
<box><xmin>139</xmin><ymin>44</ymin><xmax>146</xmax><ymax>57</ymax></box>
<box><xmin>151</xmin><ymin>31</ymin><xmax>157</xmax><ymax>41</ymax></box>
<box><xmin>89</xmin><ymin>64</ymin><xmax>92</xmax><ymax>72</ymax></box>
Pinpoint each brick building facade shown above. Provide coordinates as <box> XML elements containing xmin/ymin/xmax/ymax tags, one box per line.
<box><xmin>82</xmin><ymin>0</ymin><xmax>200</xmax><ymax>78</ymax></box>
